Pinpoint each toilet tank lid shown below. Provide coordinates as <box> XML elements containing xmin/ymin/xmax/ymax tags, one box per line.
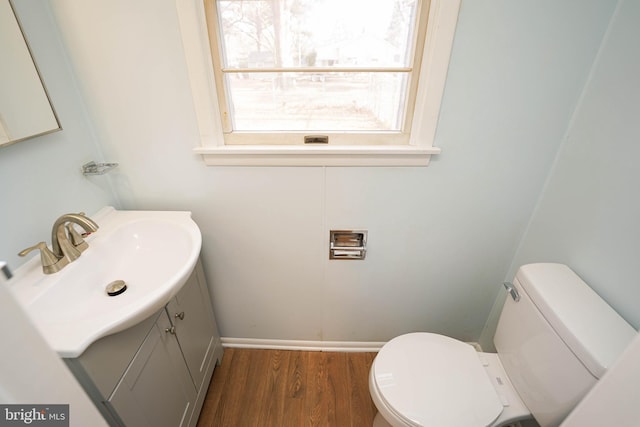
<box><xmin>516</xmin><ymin>263</ymin><xmax>636</xmax><ymax>379</ymax></box>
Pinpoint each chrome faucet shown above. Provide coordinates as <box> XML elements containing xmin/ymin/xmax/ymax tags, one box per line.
<box><xmin>19</xmin><ymin>212</ymin><xmax>99</xmax><ymax>274</ymax></box>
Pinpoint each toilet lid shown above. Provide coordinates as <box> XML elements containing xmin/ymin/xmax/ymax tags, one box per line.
<box><xmin>373</xmin><ymin>333</ymin><xmax>503</xmax><ymax>427</ymax></box>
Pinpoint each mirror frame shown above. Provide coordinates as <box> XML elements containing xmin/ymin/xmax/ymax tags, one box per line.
<box><xmin>0</xmin><ymin>0</ymin><xmax>61</xmax><ymax>148</ymax></box>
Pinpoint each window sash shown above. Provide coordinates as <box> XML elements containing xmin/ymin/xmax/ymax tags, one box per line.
<box><xmin>205</xmin><ymin>0</ymin><xmax>430</xmax><ymax>143</ymax></box>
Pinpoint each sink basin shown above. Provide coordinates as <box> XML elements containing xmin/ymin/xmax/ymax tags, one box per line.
<box><xmin>9</xmin><ymin>207</ymin><xmax>202</xmax><ymax>357</ymax></box>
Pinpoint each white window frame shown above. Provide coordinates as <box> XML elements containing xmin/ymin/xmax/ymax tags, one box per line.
<box><xmin>176</xmin><ymin>0</ymin><xmax>461</xmax><ymax>166</ymax></box>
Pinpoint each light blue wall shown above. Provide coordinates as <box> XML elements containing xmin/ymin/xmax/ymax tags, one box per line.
<box><xmin>510</xmin><ymin>0</ymin><xmax>640</xmax><ymax>329</ymax></box>
<box><xmin>2</xmin><ymin>0</ymin><xmax>629</xmax><ymax>346</ymax></box>
<box><xmin>44</xmin><ymin>0</ymin><xmax>618</xmax><ymax>343</ymax></box>
<box><xmin>0</xmin><ymin>2</ymin><xmax>118</xmax><ymax>270</ymax></box>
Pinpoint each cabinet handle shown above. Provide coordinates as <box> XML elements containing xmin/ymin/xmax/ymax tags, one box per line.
<box><xmin>165</xmin><ymin>326</ymin><xmax>176</xmax><ymax>335</ymax></box>
<box><xmin>175</xmin><ymin>311</ymin><xmax>185</xmax><ymax>320</ymax></box>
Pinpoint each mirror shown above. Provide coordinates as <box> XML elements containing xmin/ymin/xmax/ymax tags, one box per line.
<box><xmin>0</xmin><ymin>0</ymin><xmax>60</xmax><ymax>147</ymax></box>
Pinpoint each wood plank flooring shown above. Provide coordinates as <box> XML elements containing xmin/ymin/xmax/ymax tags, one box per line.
<box><xmin>197</xmin><ymin>348</ymin><xmax>379</xmax><ymax>427</ymax></box>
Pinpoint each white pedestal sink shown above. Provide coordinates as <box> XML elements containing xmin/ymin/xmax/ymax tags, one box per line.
<box><xmin>8</xmin><ymin>207</ymin><xmax>202</xmax><ymax>357</ymax></box>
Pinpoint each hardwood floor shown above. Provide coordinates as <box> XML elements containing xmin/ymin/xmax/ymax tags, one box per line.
<box><xmin>197</xmin><ymin>348</ymin><xmax>379</xmax><ymax>427</ymax></box>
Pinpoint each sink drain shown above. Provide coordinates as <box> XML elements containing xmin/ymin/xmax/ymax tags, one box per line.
<box><xmin>106</xmin><ymin>280</ymin><xmax>127</xmax><ymax>296</ymax></box>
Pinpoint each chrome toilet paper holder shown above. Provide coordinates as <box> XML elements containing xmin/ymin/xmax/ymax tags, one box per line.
<box><xmin>329</xmin><ymin>230</ymin><xmax>367</xmax><ymax>260</ymax></box>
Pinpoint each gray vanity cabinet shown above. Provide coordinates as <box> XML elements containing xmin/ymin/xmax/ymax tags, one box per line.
<box><xmin>65</xmin><ymin>259</ymin><xmax>223</xmax><ymax>427</ymax></box>
<box><xmin>166</xmin><ymin>262</ymin><xmax>219</xmax><ymax>395</ymax></box>
<box><xmin>108</xmin><ymin>314</ymin><xmax>196</xmax><ymax>427</ymax></box>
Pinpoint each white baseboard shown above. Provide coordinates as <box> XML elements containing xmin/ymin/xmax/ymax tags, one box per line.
<box><xmin>221</xmin><ymin>337</ymin><xmax>483</xmax><ymax>353</ymax></box>
<box><xmin>221</xmin><ymin>337</ymin><xmax>386</xmax><ymax>352</ymax></box>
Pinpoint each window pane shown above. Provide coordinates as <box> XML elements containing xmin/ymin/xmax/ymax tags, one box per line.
<box><xmin>217</xmin><ymin>0</ymin><xmax>418</xmax><ymax>69</ymax></box>
<box><xmin>226</xmin><ymin>72</ymin><xmax>408</xmax><ymax>131</ymax></box>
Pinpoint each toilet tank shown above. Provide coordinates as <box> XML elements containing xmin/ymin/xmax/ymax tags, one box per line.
<box><xmin>494</xmin><ymin>263</ymin><xmax>635</xmax><ymax>427</ymax></box>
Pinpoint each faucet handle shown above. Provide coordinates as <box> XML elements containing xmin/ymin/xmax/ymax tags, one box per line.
<box><xmin>66</xmin><ymin>223</ymin><xmax>89</xmax><ymax>252</ymax></box>
<box><xmin>18</xmin><ymin>242</ymin><xmax>68</xmax><ymax>275</ymax></box>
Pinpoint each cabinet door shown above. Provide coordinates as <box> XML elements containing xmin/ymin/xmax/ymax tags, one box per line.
<box><xmin>108</xmin><ymin>315</ymin><xmax>196</xmax><ymax>427</ymax></box>
<box><xmin>166</xmin><ymin>263</ymin><xmax>217</xmax><ymax>391</ymax></box>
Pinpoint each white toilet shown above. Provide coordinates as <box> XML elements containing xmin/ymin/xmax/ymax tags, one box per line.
<box><xmin>369</xmin><ymin>263</ymin><xmax>636</xmax><ymax>427</ymax></box>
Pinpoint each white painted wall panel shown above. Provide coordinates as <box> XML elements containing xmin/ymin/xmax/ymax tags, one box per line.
<box><xmin>195</xmin><ymin>167</ymin><xmax>326</xmax><ymax>340</ymax></box>
<box><xmin>323</xmin><ymin>167</ymin><xmax>516</xmax><ymax>342</ymax></box>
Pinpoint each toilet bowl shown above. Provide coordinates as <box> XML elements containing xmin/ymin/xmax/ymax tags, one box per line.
<box><xmin>368</xmin><ymin>264</ymin><xmax>636</xmax><ymax>427</ymax></box>
<box><xmin>369</xmin><ymin>333</ymin><xmax>529</xmax><ymax>427</ymax></box>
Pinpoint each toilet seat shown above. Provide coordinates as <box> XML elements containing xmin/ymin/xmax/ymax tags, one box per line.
<box><xmin>371</xmin><ymin>333</ymin><xmax>504</xmax><ymax>427</ymax></box>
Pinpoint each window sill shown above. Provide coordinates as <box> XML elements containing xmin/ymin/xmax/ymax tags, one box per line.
<box><xmin>193</xmin><ymin>145</ymin><xmax>441</xmax><ymax>166</ymax></box>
